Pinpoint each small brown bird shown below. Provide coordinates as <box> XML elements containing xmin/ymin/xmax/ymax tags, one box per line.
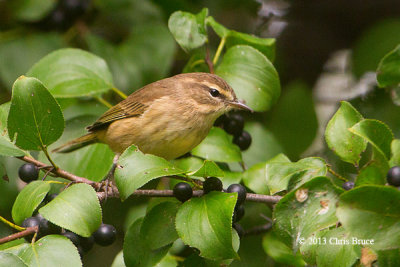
<box><xmin>53</xmin><ymin>72</ymin><xmax>252</xmax><ymax>160</ymax></box>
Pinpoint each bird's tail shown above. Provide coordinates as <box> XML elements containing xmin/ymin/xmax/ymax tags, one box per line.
<box><xmin>52</xmin><ymin>133</ymin><xmax>98</xmax><ymax>153</ymax></box>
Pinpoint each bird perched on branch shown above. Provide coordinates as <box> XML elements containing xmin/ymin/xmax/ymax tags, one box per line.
<box><xmin>53</xmin><ymin>72</ymin><xmax>252</xmax><ymax>160</ymax></box>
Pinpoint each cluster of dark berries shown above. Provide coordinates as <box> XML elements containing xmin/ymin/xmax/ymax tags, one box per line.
<box><xmin>387</xmin><ymin>166</ymin><xmax>400</xmax><ymax>187</ymax></box>
<box><xmin>215</xmin><ymin>113</ymin><xmax>252</xmax><ymax>151</ymax></box>
<box><xmin>173</xmin><ymin>177</ymin><xmax>247</xmax><ymax>238</ymax></box>
<box><xmin>35</xmin><ymin>0</ymin><xmax>91</xmax><ymax>31</ymax></box>
<box><xmin>21</xmin><ymin>192</ymin><xmax>116</xmax><ymax>257</ymax></box>
<box><xmin>18</xmin><ymin>163</ymin><xmax>39</xmax><ymax>183</ymax></box>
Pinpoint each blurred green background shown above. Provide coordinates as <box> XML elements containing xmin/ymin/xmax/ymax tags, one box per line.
<box><xmin>1</xmin><ymin>0</ymin><xmax>400</xmax><ymax>266</ymax></box>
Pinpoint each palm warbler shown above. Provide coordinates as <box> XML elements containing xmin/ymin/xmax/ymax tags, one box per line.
<box><xmin>53</xmin><ymin>72</ymin><xmax>252</xmax><ymax>160</ymax></box>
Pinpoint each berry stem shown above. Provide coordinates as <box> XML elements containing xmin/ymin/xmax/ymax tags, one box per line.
<box><xmin>0</xmin><ymin>215</ymin><xmax>25</xmax><ymax>231</ymax></box>
<box><xmin>327</xmin><ymin>166</ymin><xmax>348</xmax><ymax>181</ymax></box>
<box><xmin>213</xmin><ymin>37</ymin><xmax>226</xmax><ymax>65</ymax></box>
<box><xmin>95</xmin><ymin>96</ymin><xmax>113</xmax><ymax>108</ymax></box>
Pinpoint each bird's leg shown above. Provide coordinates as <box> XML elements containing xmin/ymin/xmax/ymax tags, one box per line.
<box><xmin>101</xmin><ymin>154</ymin><xmax>120</xmax><ymax>200</ymax></box>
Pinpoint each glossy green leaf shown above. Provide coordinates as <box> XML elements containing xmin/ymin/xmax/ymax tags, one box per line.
<box><xmin>43</xmin><ymin>115</ymin><xmax>114</xmax><ymax>181</ymax></box>
<box><xmin>192</xmin><ymin>127</ymin><xmax>242</xmax><ymax>163</ymax></box>
<box><xmin>216</xmin><ymin>45</ymin><xmax>280</xmax><ymax>112</ymax></box>
<box><xmin>8</xmin><ymin>76</ymin><xmax>64</xmax><ymax>150</ymax></box>
<box><xmin>172</xmin><ymin>156</ymin><xmax>203</xmax><ymax>173</ymax></box>
<box><xmin>274</xmin><ymin>177</ymin><xmax>343</xmax><ymax>251</ymax></box>
<box><xmin>19</xmin><ymin>235</ymin><xmax>81</xmax><ymax>267</ymax></box>
<box><xmin>377</xmin><ymin>44</ymin><xmax>400</xmax><ymax>87</ymax></box>
<box><xmin>175</xmin><ymin>191</ymin><xmax>238</xmax><ymax>260</ymax></box>
<box><xmin>39</xmin><ymin>183</ymin><xmax>101</xmax><ymax>237</ymax></box>
<box><xmin>115</xmin><ymin>145</ymin><xmax>185</xmax><ymax>200</ymax></box>
<box><xmin>168</xmin><ymin>8</ymin><xmax>208</xmax><ymax>52</ymax></box>
<box><xmin>336</xmin><ymin>185</ymin><xmax>400</xmax><ymax>250</ymax></box>
<box><xmin>124</xmin><ymin>218</ymin><xmax>171</xmax><ymax>267</ymax></box>
<box><xmin>10</xmin><ymin>0</ymin><xmax>55</xmax><ymax>22</ymax></box>
<box><xmin>390</xmin><ymin>139</ymin><xmax>400</xmax><ymax>167</ymax></box>
<box><xmin>349</xmin><ymin>119</ymin><xmax>393</xmax><ymax>160</ymax></box>
<box><xmin>187</xmin><ymin>160</ymin><xmax>224</xmax><ymax>178</ymax></box>
<box><xmin>0</xmin><ymin>136</ymin><xmax>25</xmax><ymax>157</ymax></box>
<box><xmin>141</xmin><ymin>201</ymin><xmax>180</xmax><ymax>250</ymax></box>
<box><xmin>355</xmin><ymin>163</ymin><xmax>386</xmax><ymax>186</ymax></box>
<box><xmin>12</xmin><ymin>181</ymin><xmax>50</xmax><ymax>225</ymax></box>
<box><xmin>207</xmin><ymin>17</ymin><xmax>275</xmax><ymax>61</ymax></box>
<box><xmin>243</xmin><ymin>153</ymin><xmax>290</xmax><ymax>195</ymax></box>
<box><xmin>378</xmin><ymin>249</ymin><xmax>400</xmax><ymax>267</ymax></box>
<box><xmin>0</xmin><ymin>251</ymin><xmax>27</xmax><ymax>267</ymax></box>
<box><xmin>27</xmin><ymin>48</ymin><xmax>114</xmax><ymax>98</ymax></box>
<box><xmin>242</xmin><ymin>121</ymin><xmax>284</xmax><ymax>167</ymax></box>
<box><xmin>300</xmin><ymin>227</ymin><xmax>361</xmax><ymax>267</ymax></box>
<box><xmin>325</xmin><ymin>101</ymin><xmax>367</xmax><ymax>165</ymax></box>
<box><xmin>0</xmin><ymin>33</ymin><xmax>64</xmax><ymax>91</ymax></box>
<box><xmin>262</xmin><ymin>232</ymin><xmax>306</xmax><ymax>267</ymax></box>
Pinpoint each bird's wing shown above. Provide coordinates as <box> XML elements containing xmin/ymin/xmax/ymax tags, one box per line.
<box><xmin>87</xmin><ymin>100</ymin><xmax>148</xmax><ymax>131</ymax></box>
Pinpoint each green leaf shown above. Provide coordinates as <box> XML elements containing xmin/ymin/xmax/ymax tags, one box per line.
<box><xmin>274</xmin><ymin>177</ymin><xmax>343</xmax><ymax>251</ymax></box>
<box><xmin>10</xmin><ymin>0</ymin><xmax>55</xmax><ymax>22</ymax></box>
<box><xmin>19</xmin><ymin>235</ymin><xmax>81</xmax><ymax>267</ymax></box>
<box><xmin>0</xmin><ymin>252</ymin><xmax>27</xmax><ymax>267</ymax></box>
<box><xmin>266</xmin><ymin>81</ymin><xmax>317</xmax><ymax>159</ymax></box>
<box><xmin>43</xmin><ymin>115</ymin><xmax>114</xmax><ymax>181</ymax></box>
<box><xmin>12</xmin><ymin>181</ymin><xmax>50</xmax><ymax>225</ymax></box>
<box><xmin>355</xmin><ymin>162</ymin><xmax>386</xmax><ymax>186</ymax></box>
<box><xmin>390</xmin><ymin>139</ymin><xmax>400</xmax><ymax>167</ymax></box>
<box><xmin>325</xmin><ymin>101</ymin><xmax>367</xmax><ymax>165</ymax></box>
<box><xmin>377</xmin><ymin>44</ymin><xmax>400</xmax><ymax>87</ymax></box>
<box><xmin>187</xmin><ymin>160</ymin><xmax>224</xmax><ymax>178</ymax></box>
<box><xmin>0</xmin><ymin>136</ymin><xmax>26</xmax><ymax>157</ymax></box>
<box><xmin>175</xmin><ymin>191</ymin><xmax>238</xmax><ymax>260</ymax></box>
<box><xmin>206</xmin><ymin>17</ymin><xmax>275</xmax><ymax>61</ymax></box>
<box><xmin>27</xmin><ymin>48</ymin><xmax>114</xmax><ymax>98</ymax></box>
<box><xmin>243</xmin><ymin>153</ymin><xmax>290</xmax><ymax>195</ymax></box>
<box><xmin>168</xmin><ymin>8</ymin><xmax>208</xmax><ymax>52</ymax></box>
<box><xmin>115</xmin><ymin>145</ymin><xmax>185</xmax><ymax>200</ymax></box>
<box><xmin>242</xmin><ymin>121</ymin><xmax>284</xmax><ymax>167</ymax></box>
<box><xmin>124</xmin><ymin>218</ymin><xmax>171</xmax><ymax>267</ymax></box>
<box><xmin>300</xmin><ymin>227</ymin><xmax>361</xmax><ymax>267</ymax></box>
<box><xmin>262</xmin><ymin>232</ymin><xmax>306</xmax><ymax>267</ymax></box>
<box><xmin>378</xmin><ymin>249</ymin><xmax>400</xmax><ymax>267</ymax></box>
<box><xmin>216</xmin><ymin>45</ymin><xmax>280</xmax><ymax>112</ymax></box>
<box><xmin>140</xmin><ymin>201</ymin><xmax>180</xmax><ymax>250</ymax></box>
<box><xmin>349</xmin><ymin>119</ymin><xmax>393</xmax><ymax>160</ymax></box>
<box><xmin>7</xmin><ymin>76</ymin><xmax>64</xmax><ymax>150</ymax></box>
<box><xmin>0</xmin><ymin>33</ymin><xmax>64</xmax><ymax>91</ymax></box>
<box><xmin>336</xmin><ymin>185</ymin><xmax>400</xmax><ymax>250</ymax></box>
<box><xmin>192</xmin><ymin>127</ymin><xmax>242</xmax><ymax>163</ymax></box>
<box><xmin>39</xmin><ymin>183</ymin><xmax>102</xmax><ymax>237</ymax></box>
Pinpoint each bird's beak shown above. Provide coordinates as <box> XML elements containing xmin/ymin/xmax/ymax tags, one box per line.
<box><xmin>229</xmin><ymin>100</ymin><xmax>254</xmax><ymax>112</ymax></box>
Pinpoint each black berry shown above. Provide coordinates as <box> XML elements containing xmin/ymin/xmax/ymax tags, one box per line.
<box><xmin>223</xmin><ymin>113</ymin><xmax>244</xmax><ymax>136</ymax></box>
<box><xmin>18</xmin><ymin>163</ymin><xmax>39</xmax><ymax>183</ymax></box>
<box><xmin>45</xmin><ymin>193</ymin><xmax>59</xmax><ymax>202</ymax></box>
<box><xmin>79</xmin><ymin>235</ymin><xmax>95</xmax><ymax>252</ymax></box>
<box><xmin>203</xmin><ymin>177</ymin><xmax>223</xmax><ymax>194</ymax></box>
<box><xmin>233</xmin><ymin>131</ymin><xmax>252</xmax><ymax>151</ymax></box>
<box><xmin>233</xmin><ymin>223</ymin><xmax>244</xmax><ymax>239</ymax></box>
<box><xmin>233</xmin><ymin>205</ymin><xmax>245</xmax><ymax>223</ymax></box>
<box><xmin>214</xmin><ymin>114</ymin><xmax>228</xmax><ymax>127</ymax></box>
<box><xmin>63</xmin><ymin>231</ymin><xmax>81</xmax><ymax>247</ymax></box>
<box><xmin>93</xmin><ymin>224</ymin><xmax>117</xmax><ymax>246</ymax></box>
<box><xmin>35</xmin><ymin>214</ymin><xmax>61</xmax><ymax>235</ymax></box>
<box><xmin>173</xmin><ymin>182</ymin><xmax>193</xmax><ymax>202</ymax></box>
<box><xmin>387</xmin><ymin>166</ymin><xmax>400</xmax><ymax>186</ymax></box>
<box><xmin>21</xmin><ymin>217</ymin><xmax>41</xmax><ymax>241</ymax></box>
<box><xmin>227</xmin><ymin>184</ymin><xmax>247</xmax><ymax>205</ymax></box>
<box><xmin>342</xmin><ymin>181</ymin><xmax>355</xmax><ymax>191</ymax></box>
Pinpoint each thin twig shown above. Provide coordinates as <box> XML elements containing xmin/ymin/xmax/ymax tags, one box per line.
<box><xmin>111</xmin><ymin>87</ymin><xmax>128</xmax><ymax>99</ymax></box>
<box><xmin>95</xmin><ymin>96</ymin><xmax>113</xmax><ymax>108</ymax></box>
<box><xmin>327</xmin><ymin>166</ymin><xmax>348</xmax><ymax>182</ymax></box>
<box><xmin>244</xmin><ymin>223</ymin><xmax>272</xmax><ymax>236</ymax></box>
<box><xmin>205</xmin><ymin>45</ymin><xmax>214</xmax><ymax>74</ymax></box>
<box><xmin>0</xmin><ymin>226</ymin><xmax>38</xmax><ymax>245</ymax></box>
<box><xmin>213</xmin><ymin>37</ymin><xmax>226</xmax><ymax>65</ymax></box>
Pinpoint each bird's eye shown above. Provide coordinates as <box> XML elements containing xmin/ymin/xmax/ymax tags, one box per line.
<box><xmin>209</xmin><ymin>88</ymin><xmax>220</xmax><ymax>97</ymax></box>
